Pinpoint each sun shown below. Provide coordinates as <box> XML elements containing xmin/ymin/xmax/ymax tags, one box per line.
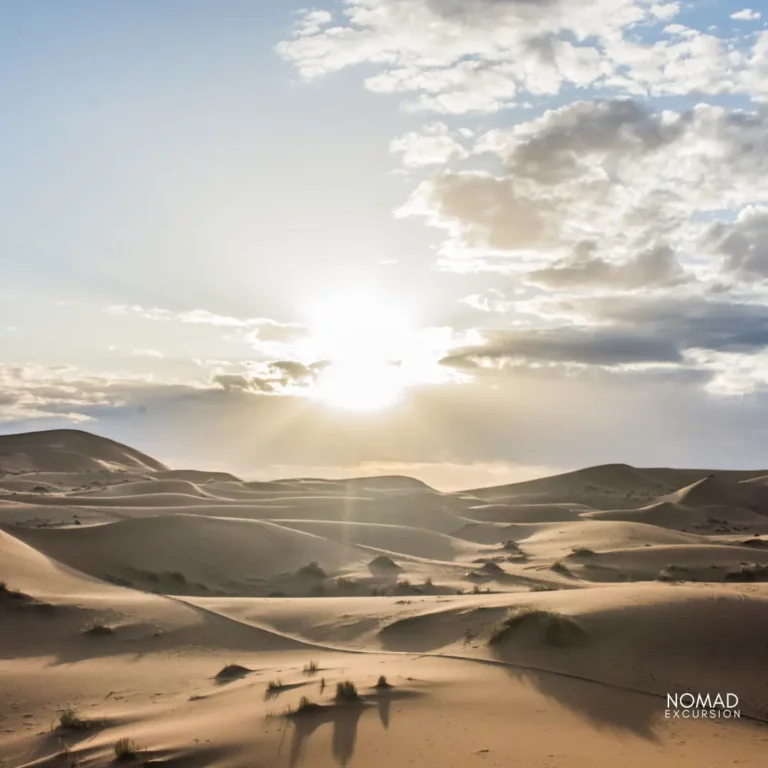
<box><xmin>305</xmin><ymin>293</ymin><xmax>410</xmax><ymax>411</ymax></box>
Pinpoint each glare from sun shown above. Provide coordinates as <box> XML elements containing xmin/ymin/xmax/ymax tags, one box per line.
<box><xmin>305</xmin><ymin>293</ymin><xmax>411</xmax><ymax>411</ymax></box>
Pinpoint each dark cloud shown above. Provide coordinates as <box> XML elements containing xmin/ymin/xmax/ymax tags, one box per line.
<box><xmin>706</xmin><ymin>207</ymin><xmax>768</xmax><ymax>279</ymax></box>
<box><xmin>528</xmin><ymin>243</ymin><xmax>686</xmax><ymax>289</ymax></box>
<box><xmin>442</xmin><ymin>326</ymin><xmax>682</xmax><ymax>367</ymax></box>
<box><xmin>501</xmin><ymin>99</ymin><xmax>688</xmax><ymax>183</ymax></box>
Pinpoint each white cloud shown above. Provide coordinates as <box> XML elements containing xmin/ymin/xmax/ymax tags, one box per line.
<box><xmin>390</xmin><ymin>122</ymin><xmax>469</xmax><ymax>166</ymax></box>
<box><xmin>731</xmin><ymin>9</ymin><xmax>761</xmax><ymax>21</ymax></box>
<box><xmin>400</xmin><ymin>100</ymin><xmax>768</xmax><ymax>276</ymax></box>
<box><xmin>278</xmin><ymin>1</ymin><xmax>765</xmax><ymax>111</ymax></box>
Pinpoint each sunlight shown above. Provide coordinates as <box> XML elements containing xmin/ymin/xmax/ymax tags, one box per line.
<box><xmin>306</xmin><ymin>292</ymin><xmax>411</xmax><ymax>411</ymax></box>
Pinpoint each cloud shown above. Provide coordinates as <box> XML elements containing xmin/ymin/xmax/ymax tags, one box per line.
<box><xmin>398</xmin><ymin>170</ymin><xmax>559</xmax><ymax>251</ymax></box>
<box><xmin>731</xmin><ymin>9</ymin><xmax>761</xmax><ymax>21</ymax></box>
<box><xmin>399</xmin><ymin>100</ymin><xmax>768</xmax><ymax>276</ymax></box>
<box><xmin>528</xmin><ymin>243</ymin><xmax>687</xmax><ymax>289</ymax></box>
<box><xmin>278</xmin><ymin>1</ymin><xmax>768</xmax><ymax>112</ymax></box>
<box><xmin>108</xmin><ymin>345</ymin><xmax>166</xmax><ymax>359</ymax></box>
<box><xmin>277</xmin><ymin>0</ymin><xmax>658</xmax><ymax>111</ymax></box>
<box><xmin>390</xmin><ymin>122</ymin><xmax>469</xmax><ymax>166</ymax></box>
<box><xmin>704</xmin><ymin>206</ymin><xmax>768</xmax><ymax>280</ymax></box>
<box><xmin>442</xmin><ymin>326</ymin><xmax>682</xmax><ymax>368</ymax></box>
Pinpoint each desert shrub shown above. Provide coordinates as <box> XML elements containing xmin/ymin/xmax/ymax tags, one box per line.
<box><xmin>83</xmin><ymin>620</ymin><xmax>115</xmax><ymax>636</ymax></box>
<box><xmin>299</xmin><ymin>561</ymin><xmax>327</xmax><ymax>579</ymax></box>
<box><xmin>59</xmin><ymin>708</ymin><xmax>88</xmax><ymax>730</ymax></box>
<box><xmin>375</xmin><ymin>675</ymin><xmax>392</xmax><ymax>689</ymax></box>
<box><xmin>114</xmin><ymin>738</ymin><xmax>140</xmax><ymax>761</ymax></box>
<box><xmin>424</xmin><ymin>577</ymin><xmax>433</xmax><ymax>588</ymax></box>
<box><xmin>657</xmin><ymin>564</ymin><xmax>694</xmax><ymax>582</ymax></box>
<box><xmin>550</xmin><ymin>560</ymin><xmax>570</xmax><ymax>576</ymax></box>
<box><xmin>335</xmin><ymin>577</ymin><xmax>358</xmax><ymax>592</ymax></box>
<box><xmin>488</xmin><ymin>608</ymin><xmax>588</xmax><ymax>648</ymax></box>
<box><xmin>335</xmin><ymin>680</ymin><xmax>359</xmax><ymax>701</ymax></box>
<box><xmin>570</xmin><ymin>547</ymin><xmax>596</xmax><ymax>558</ymax></box>
<box><xmin>267</xmin><ymin>679</ymin><xmax>282</xmax><ymax>691</ymax></box>
<box><xmin>501</xmin><ymin>540</ymin><xmax>522</xmax><ymax>552</ymax></box>
<box><xmin>530</xmin><ymin>584</ymin><xmax>559</xmax><ymax>592</ymax></box>
<box><xmin>472</xmin><ymin>584</ymin><xmax>481</xmax><ymax>595</ymax></box>
<box><xmin>303</xmin><ymin>660</ymin><xmax>319</xmax><ymax>675</ymax></box>
<box><xmin>319</xmin><ymin>677</ymin><xmax>326</xmax><ymax>692</ymax></box>
<box><xmin>725</xmin><ymin>564</ymin><xmax>768</xmax><ymax>582</ymax></box>
<box><xmin>295</xmin><ymin>696</ymin><xmax>320</xmax><ymax>714</ymax></box>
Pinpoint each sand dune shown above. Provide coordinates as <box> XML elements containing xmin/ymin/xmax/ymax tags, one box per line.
<box><xmin>3</xmin><ymin>429</ymin><xmax>768</xmax><ymax>768</ymax></box>
<box><xmin>4</xmin><ymin>514</ymin><xmax>366</xmax><ymax>595</ymax></box>
<box><xmin>0</xmin><ymin>429</ymin><xmax>165</xmax><ymax>473</ymax></box>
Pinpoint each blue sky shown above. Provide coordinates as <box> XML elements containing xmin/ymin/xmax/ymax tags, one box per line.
<box><xmin>3</xmin><ymin>1</ymin><xmax>768</xmax><ymax>488</ymax></box>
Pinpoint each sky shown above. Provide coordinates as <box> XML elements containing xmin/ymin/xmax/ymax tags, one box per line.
<box><xmin>2</xmin><ymin>0</ymin><xmax>768</xmax><ymax>489</ymax></box>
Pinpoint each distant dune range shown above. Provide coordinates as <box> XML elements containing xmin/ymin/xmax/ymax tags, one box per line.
<box><xmin>2</xmin><ymin>429</ymin><xmax>768</xmax><ymax>768</ymax></box>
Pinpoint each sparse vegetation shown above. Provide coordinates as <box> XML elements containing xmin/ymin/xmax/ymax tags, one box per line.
<box><xmin>335</xmin><ymin>576</ymin><xmax>358</xmax><ymax>592</ymax></box>
<box><xmin>303</xmin><ymin>660</ymin><xmax>319</xmax><ymax>675</ymax></box>
<box><xmin>375</xmin><ymin>675</ymin><xmax>392</xmax><ymax>689</ymax></box>
<box><xmin>295</xmin><ymin>695</ymin><xmax>321</xmax><ymax>715</ymax></box>
<box><xmin>570</xmin><ymin>547</ymin><xmax>596</xmax><ymax>558</ymax></box>
<box><xmin>335</xmin><ymin>680</ymin><xmax>360</xmax><ymax>702</ymax></box>
<box><xmin>113</xmin><ymin>738</ymin><xmax>140</xmax><ymax>761</ymax></box>
<box><xmin>83</xmin><ymin>620</ymin><xmax>115</xmax><ymax>636</ymax></box>
<box><xmin>657</xmin><ymin>564</ymin><xmax>694</xmax><ymax>582</ymax></box>
<box><xmin>319</xmin><ymin>677</ymin><xmax>326</xmax><ymax>692</ymax></box>
<box><xmin>488</xmin><ymin>607</ymin><xmax>588</xmax><ymax>648</ymax></box>
<box><xmin>423</xmin><ymin>577</ymin><xmax>433</xmax><ymax>588</ymax></box>
<box><xmin>59</xmin><ymin>708</ymin><xmax>88</xmax><ymax>731</ymax></box>
<box><xmin>267</xmin><ymin>679</ymin><xmax>283</xmax><ymax>691</ymax></box>
<box><xmin>725</xmin><ymin>563</ymin><xmax>768</xmax><ymax>582</ymax></box>
<box><xmin>298</xmin><ymin>561</ymin><xmax>327</xmax><ymax>579</ymax></box>
<box><xmin>550</xmin><ymin>560</ymin><xmax>570</xmax><ymax>576</ymax></box>
<box><xmin>472</xmin><ymin>584</ymin><xmax>481</xmax><ymax>594</ymax></box>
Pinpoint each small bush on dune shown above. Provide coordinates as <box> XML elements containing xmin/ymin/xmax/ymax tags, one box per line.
<box><xmin>294</xmin><ymin>695</ymin><xmax>321</xmax><ymax>715</ymax></box>
<box><xmin>267</xmin><ymin>679</ymin><xmax>283</xmax><ymax>691</ymax></box>
<box><xmin>298</xmin><ymin>561</ymin><xmax>327</xmax><ymax>579</ymax></box>
<box><xmin>335</xmin><ymin>680</ymin><xmax>360</xmax><ymax>702</ymax></box>
<box><xmin>725</xmin><ymin>563</ymin><xmax>768</xmax><ymax>582</ymax></box>
<box><xmin>488</xmin><ymin>608</ymin><xmax>587</xmax><ymax>648</ymax></box>
<box><xmin>303</xmin><ymin>660</ymin><xmax>319</xmax><ymax>675</ymax></box>
<box><xmin>114</xmin><ymin>738</ymin><xmax>140</xmax><ymax>761</ymax></box>
<box><xmin>550</xmin><ymin>560</ymin><xmax>570</xmax><ymax>576</ymax></box>
<box><xmin>84</xmin><ymin>620</ymin><xmax>115</xmax><ymax>636</ymax></box>
<box><xmin>570</xmin><ymin>547</ymin><xmax>596</xmax><ymax>558</ymax></box>
<box><xmin>375</xmin><ymin>675</ymin><xmax>392</xmax><ymax>689</ymax></box>
<box><xmin>59</xmin><ymin>708</ymin><xmax>88</xmax><ymax>731</ymax></box>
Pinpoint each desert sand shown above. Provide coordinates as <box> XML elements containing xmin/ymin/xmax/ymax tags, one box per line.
<box><xmin>2</xmin><ymin>429</ymin><xmax>768</xmax><ymax>767</ymax></box>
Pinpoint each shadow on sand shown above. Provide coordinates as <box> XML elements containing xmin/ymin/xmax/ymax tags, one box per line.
<box><xmin>285</xmin><ymin>689</ymin><xmax>422</xmax><ymax>767</ymax></box>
